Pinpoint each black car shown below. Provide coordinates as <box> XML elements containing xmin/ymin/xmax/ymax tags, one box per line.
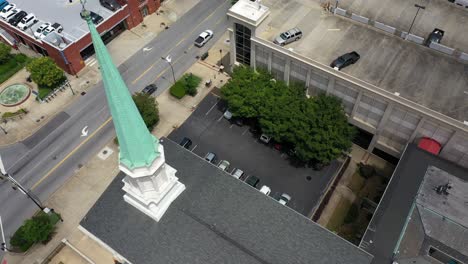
<box><xmin>142</xmin><ymin>84</ymin><xmax>157</xmax><ymax>95</ymax></box>
<box><xmin>99</xmin><ymin>0</ymin><xmax>122</xmax><ymax>12</ymax></box>
<box><xmin>80</xmin><ymin>11</ymin><xmax>104</xmax><ymax>25</ymax></box>
<box><xmin>424</xmin><ymin>28</ymin><xmax>444</xmax><ymax>46</ymax></box>
<box><xmin>179</xmin><ymin>137</ymin><xmax>192</xmax><ymax>149</ymax></box>
<box><xmin>244</xmin><ymin>175</ymin><xmax>260</xmax><ymax>188</ymax></box>
<box><xmin>330</xmin><ymin>51</ymin><xmax>360</xmax><ymax>70</ymax></box>
<box><xmin>8</xmin><ymin>11</ymin><xmax>27</xmax><ymax>26</ymax></box>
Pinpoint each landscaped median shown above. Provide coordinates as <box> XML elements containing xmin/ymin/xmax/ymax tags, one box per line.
<box><xmin>170</xmin><ymin>73</ymin><xmax>202</xmax><ymax>99</ymax></box>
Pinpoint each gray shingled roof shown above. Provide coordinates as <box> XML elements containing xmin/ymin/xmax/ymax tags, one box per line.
<box><xmin>81</xmin><ymin>138</ymin><xmax>372</xmax><ymax>264</ymax></box>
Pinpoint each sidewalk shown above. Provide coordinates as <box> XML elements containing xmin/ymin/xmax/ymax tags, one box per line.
<box><xmin>3</xmin><ymin>43</ymin><xmax>230</xmax><ymax>264</ymax></box>
<box><xmin>0</xmin><ymin>0</ymin><xmax>200</xmax><ymax>146</ymax></box>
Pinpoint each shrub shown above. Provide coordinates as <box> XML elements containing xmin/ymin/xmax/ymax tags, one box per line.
<box><xmin>10</xmin><ymin>212</ymin><xmax>55</xmax><ymax>252</ymax></box>
<box><xmin>183</xmin><ymin>73</ymin><xmax>201</xmax><ymax>96</ymax></box>
<box><xmin>0</xmin><ymin>43</ymin><xmax>12</xmax><ymax>63</ymax></box>
<box><xmin>344</xmin><ymin>203</ymin><xmax>359</xmax><ymax>224</ymax></box>
<box><xmin>37</xmin><ymin>87</ymin><xmax>53</xmax><ymax>100</ymax></box>
<box><xmin>132</xmin><ymin>92</ymin><xmax>159</xmax><ymax>130</ymax></box>
<box><xmin>170</xmin><ymin>82</ymin><xmax>186</xmax><ymax>99</ymax></box>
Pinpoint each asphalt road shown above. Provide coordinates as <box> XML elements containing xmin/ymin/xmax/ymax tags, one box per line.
<box><xmin>0</xmin><ymin>0</ymin><xmax>231</xmax><ymax>255</ymax></box>
<box><xmin>168</xmin><ymin>94</ymin><xmax>341</xmax><ymax>216</ymax></box>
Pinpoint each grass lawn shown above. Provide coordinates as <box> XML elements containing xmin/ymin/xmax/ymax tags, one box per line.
<box><xmin>326</xmin><ymin>197</ymin><xmax>352</xmax><ymax>232</ymax></box>
<box><xmin>37</xmin><ymin>87</ymin><xmax>53</xmax><ymax>100</ymax></box>
<box><xmin>347</xmin><ymin>172</ymin><xmax>365</xmax><ymax>193</ymax></box>
<box><xmin>0</xmin><ymin>54</ymin><xmax>30</xmax><ymax>84</ymax></box>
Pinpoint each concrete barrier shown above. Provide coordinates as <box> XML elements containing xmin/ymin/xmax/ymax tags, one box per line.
<box><xmin>374</xmin><ymin>21</ymin><xmax>396</xmax><ymax>34</ymax></box>
<box><xmin>459</xmin><ymin>52</ymin><xmax>468</xmax><ymax>62</ymax></box>
<box><xmin>429</xmin><ymin>42</ymin><xmax>455</xmax><ymax>55</ymax></box>
<box><xmin>351</xmin><ymin>13</ymin><xmax>369</xmax><ymax>24</ymax></box>
<box><xmin>334</xmin><ymin>7</ymin><xmax>347</xmax><ymax>16</ymax></box>
<box><xmin>406</xmin><ymin>34</ymin><xmax>424</xmax><ymax>45</ymax></box>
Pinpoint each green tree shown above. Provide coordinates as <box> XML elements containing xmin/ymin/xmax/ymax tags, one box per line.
<box><xmin>26</xmin><ymin>57</ymin><xmax>65</xmax><ymax>88</ymax></box>
<box><xmin>10</xmin><ymin>212</ymin><xmax>54</xmax><ymax>252</ymax></box>
<box><xmin>132</xmin><ymin>92</ymin><xmax>159</xmax><ymax>130</ymax></box>
<box><xmin>0</xmin><ymin>42</ymin><xmax>11</xmax><ymax>63</ymax></box>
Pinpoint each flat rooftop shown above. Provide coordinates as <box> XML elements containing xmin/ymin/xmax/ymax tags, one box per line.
<box><xmin>258</xmin><ymin>0</ymin><xmax>468</xmax><ymax>122</ymax></box>
<box><xmin>8</xmin><ymin>0</ymin><xmax>118</xmax><ymax>43</ymax></box>
<box><xmin>81</xmin><ymin>138</ymin><xmax>373</xmax><ymax>264</ymax></box>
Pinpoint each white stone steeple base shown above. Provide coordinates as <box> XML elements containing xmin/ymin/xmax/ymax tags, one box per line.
<box><xmin>121</xmin><ymin>144</ymin><xmax>185</xmax><ymax>222</ymax></box>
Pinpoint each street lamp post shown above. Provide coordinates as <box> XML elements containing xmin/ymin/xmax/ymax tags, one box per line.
<box><xmin>161</xmin><ymin>55</ymin><xmax>176</xmax><ymax>85</ymax></box>
<box><xmin>0</xmin><ymin>215</ymin><xmax>8</xmax><ymax>252</ymax></box>
<box><xmin>407</xmin><ymin>4</ymin><xmax>425</xmax><ymax>36</ymax></box>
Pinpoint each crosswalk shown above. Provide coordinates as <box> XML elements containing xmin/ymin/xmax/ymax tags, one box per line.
<box><xmin>84</xmin><ymin>57</ymin><xmax>98</xmax><ymax>67</ymax></box>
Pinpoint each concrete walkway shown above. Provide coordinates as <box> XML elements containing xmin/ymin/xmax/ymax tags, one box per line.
<box><xmin>0</xmin><ymin>0</ymin><xmax>200</xmax><ymax>146</ymax></box>
<box><xmin>3</xmin><ymin>51</ymin><xmax>229</xmax><ymax>264</ymax></box>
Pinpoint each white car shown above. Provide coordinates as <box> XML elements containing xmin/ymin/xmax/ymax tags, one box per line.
<box><xmin>1</xmin><ymin>7</ymin><xmax>19</xmax><ymax>20</ymax></box>
<box><xmin>39</xmin><ymin>24</ymin><xmax>62</xmax><ymax>39</ymax></box>
<box><xmin>218</xmin><ymin>160</ymin><xmax>230</xmax><ymax>171</ymax></box>
<box><xmin>231</xmin><ymin>168</ymin><xmax>244</xmax><ymax>179</ymax></box>
<box><xmin>0</xmin><ymin>3</ymin><xmax>15</xmax><ymax>14</ymax></box>
<box><xmin>17</xmin><ymin>13</ymin><xmax>38</xmax><ymax>30</ymax></box>
<box><xmin>194</xmin><ymin>30</ymin><xmax>213</xmax><ymax>47</ymax></box>
<box><xmin>259</xmin><ymin>185</ymin><xmax>271</xmax><ymax>195</ymax></box>
<box><xmin>223</xmin><ymin>110</ymin><xmax>232</xmax><ymax>120</ymax></box>
<box><xmin>34</xmin><ymin>22</ymin><xmax>50</xmax><ymax>39</ymax></box>
<box><xmin>278</xmin><ymin>193</ymin><xmax>291</xmax><ymax>205</ymax></box>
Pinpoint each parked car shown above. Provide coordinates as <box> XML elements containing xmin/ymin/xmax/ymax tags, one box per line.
<box><xmin>194</xmin><ymin>30</ymin><xmax>213</xmax><ymax>47</ymax></box>
<box><xmin>424</xmin><ymin>28</ymin><xmax>444</xmax><ymax>46</ymax></box>
<box><xmin>81</xmin><ymin>10</ymin><xmax>104</xmax><ymax>25</ymax></box>
<box><xmin>217</xmin><ymin>160</ymin><xmax>230</xmax><ymax>171</ymax></box>
<box><xmin>245</xmin><ymin>175</ymin><xmax>260</xmax><ymax>188</ymax></box>
<box><xmin>99</xmin><ymin>0</ymin><xmax>121</xmax><ymax>11</ymax></box>
<box><xmin>272</xmin><ymin>193</ymin><xmax>291</xmax><ymax>205</ymax></box>
<box><xmin>204</xmin><ymin>152</ymin><xmax>217</xmax><ymax>163</ymax></box>
<box><xmin>273</xmin><ymin>27</ymin><xmax>302</xmax><ymax>46</ymax></box>
<box><xmin>50</xmin><ymin>22</ymin><xmax>63</xmax><ymax>33</ymax></box>
<box><xmin>179</xmin><ymin>137</ymin><xmax>192</xmax><ymax>149</ymax></box>
<box><xmin>34</xmin><ymin>22</ymin><xmax>50</xmax><ymax>39</ymax></box>
<box><xmin>0</xmin><ymin>3</ymin><xmax>15</xmax><ymax>16</ymax></box>
<box><xmin>259</xmin><ymin>185</ymin><xmax>271</xmax><ymax>195</ymax></box>
<box><xmin>330</xmin><ymin>51</ymin><xmax>360</xmax><ymax>70</ymax></box>
<box><xmin>8</xmin><ymin>10</ymin><xmax>27</xmax><ymax>26</ymax></box>
<box><xmin>1</xmin><ymin>7</ymin><xmax>19</xmax><ymax>20</ymax></box>
<box><xmin>142</xmin><ymin>84</ymin><xmax>157</xmax><ymax>95</ymax></box>
<box><xmin>17</xmin><ymin>13</ymin><xmax>38</xmax><ymax>30</ymax></box>
<box><xmin>223</xmin><ymin>110</ymin><xmax>232</xmax><ymax>120</ymax></box>
<box><xmin>259</xmin><ymin>133</ymin><xmax>271</xmax><ymax>144</ymax></box>
<box><xmin>231</xmin><ymin>168</ymin><xmax>244</xmax><ymax>179</ymax></box>
<box><xmin>0</xmin><ymin>1</ymin><xmax>10</xmax><ymax>11</ymax></box>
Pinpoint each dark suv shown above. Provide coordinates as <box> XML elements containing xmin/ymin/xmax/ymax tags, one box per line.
<box><xmin>8</xmin><ymin>11</ymin><xmax>27</xmax><ymax>26</ymax></box>
<box><xmin>99</xmin><ymin>0</ymin><xmax>121</xmax><ymax>12</ymax></box>
<box><xmin>424</xmin><ymin>28</ymin><xmax>444</xmax><ymax>47</ymax></box>
<box><xmin>244</xmin><ymin>175</ymin><xmax>260</xmax><ymax>188</ymax></box>
<box><xmin>330</xmin><ymin>51</ymin><xmax>360</xmax><ymax>70</ymax></box>
<box><xmin>142</xmin><ymin>84</ymin><xmax>157</xmax><ymax>95</ymax></box>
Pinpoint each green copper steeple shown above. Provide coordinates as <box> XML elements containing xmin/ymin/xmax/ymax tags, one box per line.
<box><xmin>82</xmin><ymin>8</ymin><xmax>159</xmax><ymax>169</ymax></box>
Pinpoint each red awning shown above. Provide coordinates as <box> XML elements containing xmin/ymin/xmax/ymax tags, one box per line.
<box><xmin>418</xmin><ymin>137</ymin><xmax>442</xmax><ymax>155</ymax></box>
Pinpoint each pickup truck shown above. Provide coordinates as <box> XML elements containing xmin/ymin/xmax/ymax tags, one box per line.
<box><xmin>194</xmin><ymin>30</ymin><xmax>213</xmax><ymax>47</ymax></box>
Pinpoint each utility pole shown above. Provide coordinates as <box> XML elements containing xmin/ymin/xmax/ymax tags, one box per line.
<box><xmin>0</xmin><ymin>215</ymin><xmax>8</xmax><ymax>252</ymax></box>
<box><xmin>407</xmin><ymin>4</ymin><xmax>425</xmax><ymax>36</ymax></box>
<box><xmin>161</xmin><ymin>55</ymin><xmax>176</xmax><ymax>85</ymax></box>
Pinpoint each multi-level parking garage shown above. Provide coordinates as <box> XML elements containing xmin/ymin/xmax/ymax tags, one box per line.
<box><xmin>227</xmin><ymin>0</ymin><xmax>468</xmax><ymax>168</ymax></box>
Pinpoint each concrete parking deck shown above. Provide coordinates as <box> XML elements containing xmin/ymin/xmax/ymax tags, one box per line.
<box><xmin>258</xmin><ymin>0</ymin><xmax>468</xmax><ymax>122</ymax></box>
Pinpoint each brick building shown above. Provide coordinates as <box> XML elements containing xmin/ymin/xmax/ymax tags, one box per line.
<box><xmin>0</xmin><ymin>0</ymin><xmax>161</xmax><ymax>74</ymax></box>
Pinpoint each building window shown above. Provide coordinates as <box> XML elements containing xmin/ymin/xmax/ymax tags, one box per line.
<box><xmin>428</xmin><ymin>247</ymin><xmax>465</xmax><ymax>264</ymax></box>
<box><xmin>235</xmin><ymin>23</ymin><xmax>251</xmax><ymax>65</ymax></box>
<box><xmin>140</xmin><ymin>6</ymin><xmax>149</xmax><ymax>17</ymax></box>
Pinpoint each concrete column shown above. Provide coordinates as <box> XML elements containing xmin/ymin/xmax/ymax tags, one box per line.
<box><xmin>305</xmin><ymin>69</ymin><xmax>311</xmax><ymax>98</ymax></box>
<box><xmin>408</xmin><ymin>117</ymin><xmax>426</xmax><ymax>143</ymax></box>
<box><xmin>267</xmin><ymin>51</ymin><xmax>272</xmax><ymax>72</ymax></box>
<box><xmin>228</xmin><ymin>28</ymin><xmax>236</xmax><ymax>71</ymax></box>
<box><xmin>350</xmin><ymin>91</ymin><xmax>363</xmax><ymax>118</ymax></box>
<box><xmin>440</xmin><ymin>130</ymin><xmax>459</xmax><ymax>155</ymax></box>
<box><xmin>368</xmin><ymin>103</ymin><xmax>394</xmax><ymax>152</ymax></box>
<box><xmin>251</xmin><ymin>42</ymin><xmax>256</xmax><ymax>70</ymax></box>
<box><xmin>326</xmin><ymin>77</ymin><xmax>335</xmax><ymax>95</ymax></box>
<box><xmin>284</xmin><ymin>59</ymin><xmax>291</xmax><ymax>84</ymax></box>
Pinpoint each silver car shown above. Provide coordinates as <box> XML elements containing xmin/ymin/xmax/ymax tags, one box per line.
<box><xmin>218</xmin><ymin>160</ymin><xmax>230</xmax><ymax>171</ymax></box>
<box><xmin>273</xmin><ymin>27</ymin><xmax>302</xmax><ymax>46</ymax></box>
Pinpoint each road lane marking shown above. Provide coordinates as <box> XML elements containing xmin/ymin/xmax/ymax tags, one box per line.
<box><xmin>229</xmin><ymin>124</ymin><xmax>234</xmax><ymax>129</ymax></box>
<box><xmin>81</xmin><ymin>126</ymin><xmax>89</xmax><ymax>137</ymax></box>
<box><xmin>131</xmin><ymin>64</ymin><xmax>154</xmax><ymax>84</ymax></box>
<box><xmin>191</xmin><ymin>145</ymin><xmax>198</xmax><ymax>152</ymax></box>
<box><xmin>241</xmin><ymin>128</ymin><xmax>248</xmax><ymax>135</ymax></box>
<box><xmin>205</xmin><ymin>101</ymin><xmax>219</xmax><ymax>115</ymax></box>
<box><xmin>31</xmin><ymin>117</ymin><xmax>113</xmax><ymax>190</ymax></box>
<box><xmin>217</xmin><ymin>115</ymin><xmax>223</xmax><ymax>122</ymax></box>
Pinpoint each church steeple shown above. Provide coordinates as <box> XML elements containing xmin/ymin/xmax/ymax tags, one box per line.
<box><xmin>82</xmin><ymin>4</ymin><xmax>185</xmax><ymax>222</ymax></box>
<box><xmin>81</xmin><ymin>8</ymin><xmax>159</xmax><ymax>170</ymax></box>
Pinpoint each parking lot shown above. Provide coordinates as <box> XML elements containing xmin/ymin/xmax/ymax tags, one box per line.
<box><xmin>168</xmin><ymin>93</ymin><xmax>342</xmax><ymax>216</ymax></box>
<box><xmin>259</xmin><ymin>0</ymin><xmax>468</xmax><ymax>122</ymax></box>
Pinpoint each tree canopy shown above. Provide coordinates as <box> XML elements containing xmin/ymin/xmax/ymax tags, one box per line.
<box><xmin>132</xmin><ymin>92</ymin><xmax>160</xmax><ymax>131</ymax></box>
<box><xmin>26</xmin><ymin>57</ymin><xmax>65</xmax><ymax>88</ymax></box>
<box><xmin>0</xmin><ymin>42</ymin><xmax>11</xmax><ymax>63</ymax></box>
<box><xmin>221</xmin><ymin>66</ymin><xmax>355</xmax><ymax>165</ymax></box>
